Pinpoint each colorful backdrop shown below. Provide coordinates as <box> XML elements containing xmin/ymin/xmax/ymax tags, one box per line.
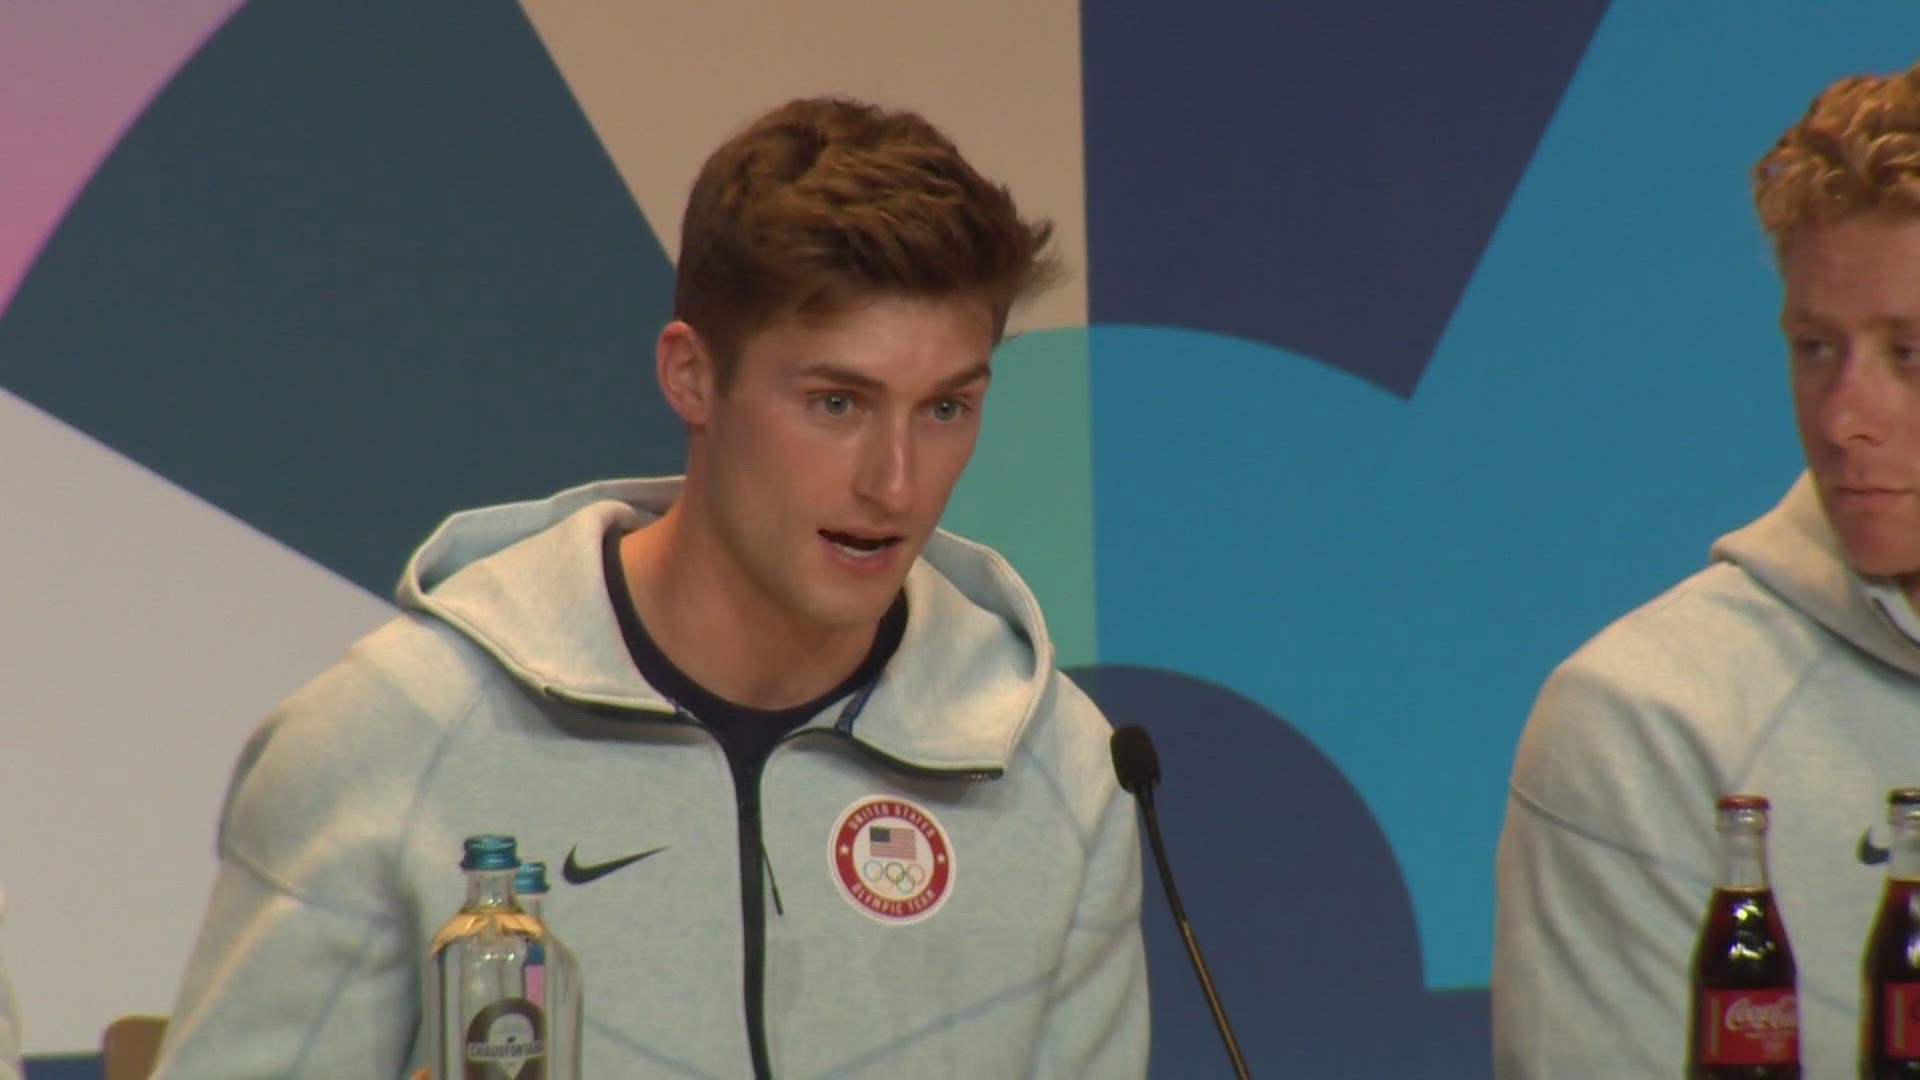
<box><xmin>4</xmin><ymin>2</ymin><xmax>1915</xmax><ymax>1075</ymax></box>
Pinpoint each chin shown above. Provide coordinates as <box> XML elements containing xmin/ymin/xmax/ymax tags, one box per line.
<box><xmin>801</xmin><ymin>588</ymin><xmax>900</xmax><ymax>632</ymax></box>
<box><xmin>1841</xmin><ymin>542</ymin><xmax>1920</xmax><ymax>582</ymax></box>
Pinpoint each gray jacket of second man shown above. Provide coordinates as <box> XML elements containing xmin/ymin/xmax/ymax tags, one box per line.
<box><xmin>1495</xmin><ymin>475</ymin><xmax>1920</xmax><ymax>1077</ymax></box>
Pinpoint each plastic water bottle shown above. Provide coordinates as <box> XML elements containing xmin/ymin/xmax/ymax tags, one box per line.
<box><xmin>425</xmin><ymin>835</ymin><xmax>550</xmax><ymax>1079</ymax></box>
<box><xmin>515</xmin><ymin>861</ymin><xmax>582</xmax><ymax>1079</ymax></box>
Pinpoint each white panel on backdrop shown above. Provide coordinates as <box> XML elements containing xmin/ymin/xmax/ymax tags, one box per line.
<box><xmin>0</xmin><ymin>388</ymin><xmax>392</xmax><ymax>1054</ymax></box>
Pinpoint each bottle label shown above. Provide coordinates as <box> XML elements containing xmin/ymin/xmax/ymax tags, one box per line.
<box><xmin>464</xmin><ymin>997</ymin><xmax>546</xmax><ymax>1080</ymax></box>
<box><xmin>1698</xmin><ymin>988</ymin><xmax>1798</xmax><ymax>1065</ymax></box>
<box><xmin>1885</xmin><ymin>981</ymin><xmax>1920</xmax><ymax>1058</ymax></box>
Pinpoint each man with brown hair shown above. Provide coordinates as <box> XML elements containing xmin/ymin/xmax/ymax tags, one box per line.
<box><xmin>152</xmin><ymin>97</ymin><xmax>1149</xmax><ymax>1078</ymax></box>
<box><xmin>1494</xmin><ymin>61</ymin><xmax>1920</xmax><ymax>1077</ymax></box>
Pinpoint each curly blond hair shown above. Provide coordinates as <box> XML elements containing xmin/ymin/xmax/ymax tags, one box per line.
<box><xmin>1753</xmin><ymin>61</ymin><xmax>1920</xmax><ymax>245</ymax></box>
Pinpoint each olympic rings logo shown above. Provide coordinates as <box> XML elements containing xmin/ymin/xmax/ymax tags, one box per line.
<box><xmin>831</xmin><ymin>797</ymin><xmax>955</xmax><ymax>923</ymax></box>
<box><xmin>863</xmin><ymin>859</ymin><xmax>928</xmax><ymax>895</ymax></box>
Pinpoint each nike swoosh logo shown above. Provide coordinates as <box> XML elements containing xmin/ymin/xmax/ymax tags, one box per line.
<box><xmin>562</xmin><ymin>844</ymin><xmax>669</xmax><ymax>885</ymax></box>
<box><xmin>1860</xmin><ymin>828</ymin><xmax>1891</xmax><ymax>866</ymax></box>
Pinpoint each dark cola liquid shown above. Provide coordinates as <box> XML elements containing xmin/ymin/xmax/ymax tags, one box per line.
<box><xmin>1864</xmin><ymin>881</ymin><xmax>1920</xmax><ymax>1077</ymax></box>
<box><xmin>1689</xmin><ymin>887</ymin><xmax>1800</xmax><ymax>1079</ymax></box>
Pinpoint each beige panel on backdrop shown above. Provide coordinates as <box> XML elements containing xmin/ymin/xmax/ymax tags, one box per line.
<box><xmin>518</xmin><ymin>0</ymin><xmax>1088</xmax><ymax>334</ymax></box>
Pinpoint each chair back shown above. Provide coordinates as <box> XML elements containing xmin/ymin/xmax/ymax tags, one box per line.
<box><xmin>100</xmin><ymin>1016</ymin><xmax>168</xmax><ymax>1080</ymax></box>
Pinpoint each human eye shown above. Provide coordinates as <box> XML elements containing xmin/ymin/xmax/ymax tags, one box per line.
<box><xmin>1787</xmin><ymin>335</ymin><xmax>1836</xmax><ymax>366</ymax></box>
<box><xmin>929</xmin><ymin>397</ymin><xmax>968</xmax><ymax>422</ymax></box>
<box><xmin>812</xmin><ymin>391</ymin><xmax>857</xmax><ymax>418</ymax></box>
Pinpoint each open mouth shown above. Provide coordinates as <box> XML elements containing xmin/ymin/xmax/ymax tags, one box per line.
<box><xmin>820</xmin><ymin>529</ymin><xmax>904</xmax><ymax>556</ymax></box>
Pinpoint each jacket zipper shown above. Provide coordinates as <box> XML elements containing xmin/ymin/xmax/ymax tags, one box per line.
<box><xmin>544</xmin><ymin>687</ymin><xmax>1001</xmax><ymax>1076</ymax></box>
<box><xmin>735</xmin><ymin>750</ymin><xmax>775</xmax><ymax>1080</ymax></box>
<box><xmin>543</xmin><ymin>692</ymin><xmax>779</xmax><ymax>1074</ymax></box>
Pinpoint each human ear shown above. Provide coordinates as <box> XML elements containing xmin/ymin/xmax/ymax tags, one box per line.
<box><xmin>656</xmin><ymin>321</ymin><xmax>715</xmax><ymax>427</ymax></box>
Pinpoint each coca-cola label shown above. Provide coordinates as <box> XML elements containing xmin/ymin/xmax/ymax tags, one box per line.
<box><xmin>1698</xmin><ymin>988</ymin><xmax>1798</xmax><ymax>1065</ymax></box>
<box><xmin>1884</xmin><ymin>981</ymin><xmax>1920</xmax><ymax>1057</ymax></box>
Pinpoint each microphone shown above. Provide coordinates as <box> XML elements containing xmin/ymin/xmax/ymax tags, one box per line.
<box><xmin>1111</xmin><ymin>724</ymin><xmax>1252</xmax><ymax>1080</ymax></box>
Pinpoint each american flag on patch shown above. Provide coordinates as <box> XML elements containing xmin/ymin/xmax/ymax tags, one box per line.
<box><xmin>868</xmin><ymin>825</ymin><xmax>918</xmax><ymax>860</ymax></box>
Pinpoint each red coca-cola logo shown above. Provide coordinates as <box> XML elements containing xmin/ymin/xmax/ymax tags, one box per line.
<box><xmin>1699</xmin><ymin>988</ymin><xmax>1798</xmax><ymax>1066</ymax></box>
<box><xmin>1881</xmin><ymin>981</ymin><xmax>1920</xmax><ymax>1057</ymax></box>
<box><xmin>1724</xmin><ymin>995</ymin><xmax>1798</xmax><ymax>1032</ymax></box>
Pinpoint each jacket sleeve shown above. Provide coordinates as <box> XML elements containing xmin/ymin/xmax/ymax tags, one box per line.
<box><xmin>151</xmin><ymin>633</ymin><xmax>456</xmax><ymax>1079</ymax></box>
<box><xmin>151</xmin><ymin>860</ymin><xmax>420</xmax><ymax>1078</ymax></box>
<box><xmin>1491</xmin><ymin>651</ymin><xmax>1718</xmax><ymax>1079</ymax></box>
<box><xmin>1029</xmin><ymin>676</ymin><xmax>1151</xmax><ymax>1078</ymax></box>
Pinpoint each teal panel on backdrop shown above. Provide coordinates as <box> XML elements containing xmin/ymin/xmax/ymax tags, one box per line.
<box><xmin>1090</xmin><ymin>1</ymin><xmax>1920</xmax><ymax>990</ymax></box>
<box><xmin>942</xmin><ymin>328</ymin><xmax>1097</xmax><ymax>669</ymax></box>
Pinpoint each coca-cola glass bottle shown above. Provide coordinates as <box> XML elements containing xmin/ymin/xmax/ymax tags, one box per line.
<box><xmin>1863</xmin><ymin>788</ymin><xmax>1920</xmax><ymax>1077</ymax></box>
<box><xmin>1689</xmin><ymin>794</ymin><xmax>1800</xmax><ymax>1078</ymax></box>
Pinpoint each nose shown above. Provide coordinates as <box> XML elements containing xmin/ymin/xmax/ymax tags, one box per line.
<box><xmin>854</xmin><ymin>415</ymin><xmax>915</xmax><ymax>515</ymax></box>
<box><xmin>1811</xmin><ymin>349</ymin><xmax>1892</xmax><ymax>449</ymax></box>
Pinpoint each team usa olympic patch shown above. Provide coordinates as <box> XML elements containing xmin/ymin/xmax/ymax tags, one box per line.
<box><xmin>829</xmin><ymin>796</ymin><xmax>955</xmax><ymax>924</ymax></box>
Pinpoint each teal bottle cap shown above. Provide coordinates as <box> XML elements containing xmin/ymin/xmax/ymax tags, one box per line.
<box><xmin>461</xmin><ymin>834</ymin><xmax>519</xmax><ymax>871</ymax></box>
<box><xmin>516</xmin><ymin>860</ymin><xmax>551</xmax><ymax>895</ymax></box>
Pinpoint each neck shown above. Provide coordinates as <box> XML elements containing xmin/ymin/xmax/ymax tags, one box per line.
<box><xmin>1716</xmin><ymin>827</ymin><xmax>1771</xmax><ymax>892</ymax></box>
<box><xmin>1893</xmin><ymin>817</ymin><xmax>1920</xmax><ymax>881</ymax></box>
<box><xmin>619</xmin><ymin>501</ymin><xmax>880</xmax><ymax>710</ymax></box>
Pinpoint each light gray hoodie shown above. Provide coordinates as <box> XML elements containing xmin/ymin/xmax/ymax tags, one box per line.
<box><xmin>1493</xmin><ymin>474</ymin><xmax>1920</xmax><ymax>1077</ymax></box>
<box><xmin>153</xmin><ymin>478</ymin><xmax>1148</xmax><ymax>1079</ymax></box>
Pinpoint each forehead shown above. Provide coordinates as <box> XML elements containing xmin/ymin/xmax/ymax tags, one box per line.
<box><xmin>1780</xmin><ymin>214</ymin><xmax>1920</xmax><ymax>323</ymax></box>
<box><xmin>733</xmin><ymin>295</ymin><xmax>997</xmax><ymax>378</ymax></box>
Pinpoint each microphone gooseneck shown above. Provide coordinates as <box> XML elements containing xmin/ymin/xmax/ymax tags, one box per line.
<box><xmin>1110</xmin><ymin>724</ymin><xmax>1252</xmax><ymax>1080</ymax></box>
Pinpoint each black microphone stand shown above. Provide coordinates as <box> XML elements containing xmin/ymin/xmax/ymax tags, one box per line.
<box><xmin>1114</xmin><ymin>726</ymin><xmax>1252</xmax><ymax>1079</ymax></box>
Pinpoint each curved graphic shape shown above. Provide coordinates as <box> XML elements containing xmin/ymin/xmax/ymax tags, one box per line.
<box><xmin>1081</xmin><ymin>0</ymin><xmax>1610</xmax><ymax>396</ymax></box>
<box><xmin>0</xmin><ymin>0</ymin><xmax>244</xmax><ymax>314</ymax></box>
<box><xmin>1072</xmin><ymin>664</ymin><xmax>1488</xmax><ymax>1075</ymax></box>
<box><xmin>1088</xmin><ymin>5</ymin><xmax>1920</xmax><ymax>990</ymax></box>
<box><xmin>0</xmin><ymin>0</ymin><xmax>680</xmax><ymax>596</ymax></box>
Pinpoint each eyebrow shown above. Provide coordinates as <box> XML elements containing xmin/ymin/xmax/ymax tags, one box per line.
<box><xmin>1780</xmin><ymin>310</ymin><xmax>1919</xmax><ymax>333</ymax></box>
<box><xmin>793</xmin><ymin>360</ymin><xmax>992</xmax><ymax>394</ymax></box>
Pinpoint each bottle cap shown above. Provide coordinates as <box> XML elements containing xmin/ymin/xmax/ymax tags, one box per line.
<box><xmin>461</xmin><ymin>834</ymin><xmax>519</xmax><ymax>871</ymax></box>
<box><xmin>1715</xmin><ymin>794</ymin><xmax>1769</xmax><ymax>811</ymax></box>
<box><xmin>1891</xmin><ymin>789</ymin><xmax>1920</xmax><ymax>806</ymax></box>
<box><xmin>516</xmin><ymin>860</ymin><xmax>551</xmax><ymax>895</ymax></box>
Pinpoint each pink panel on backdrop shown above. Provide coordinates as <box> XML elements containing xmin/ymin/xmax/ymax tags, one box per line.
<box><xmin>0</xmin><ymin>0</ymin><xmax>247</xmax><ymax>314</ymax></box>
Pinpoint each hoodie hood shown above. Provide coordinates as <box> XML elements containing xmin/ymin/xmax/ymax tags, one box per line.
<box><xmin>1711</xmin><ymin>471</ymin><xmax>1920</xmax><ymax>679</ymax></box>
<box><xmin>394</xmin><ymin>477</ymin><xmax>1054</xmax><ymax>774</ymax></box>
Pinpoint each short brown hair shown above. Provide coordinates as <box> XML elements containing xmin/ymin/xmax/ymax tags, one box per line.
<box><xmin>673</xmin><ymin>97</ymin><xmax>1059</xmax><ymax>388</ymax></box>
<box><xmin>1753</xmin><ymin>60</ymin><xmax>1920</xmax><ymax>247</ymax></box>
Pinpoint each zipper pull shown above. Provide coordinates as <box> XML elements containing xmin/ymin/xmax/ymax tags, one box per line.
<box><xmin>761</xmin><ymin>845</ymin><xmax>786</xmax><ymax>917</ymax></box>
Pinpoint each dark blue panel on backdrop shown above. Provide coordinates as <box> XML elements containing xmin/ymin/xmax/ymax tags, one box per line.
<box><xmin>23</xmin><ymin>1056</ymin><xmax>97</xmax><ymax>1080</ymax></box>
<box><xmin>1081</xmin><ymin>0</ymin><xmax>1611</xmax><ymax>396</ymax></box>
<box><xmin>1072</xmin><ymin>665</ymin><xmax>1489</xmax><ymax>1077</ymax></box>
<box><xmin>0</xmin><ymin>0</ymin><xmax>680</xmax><ymax>596</ymax></box>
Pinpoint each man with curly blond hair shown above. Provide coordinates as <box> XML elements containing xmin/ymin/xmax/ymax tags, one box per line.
<box><xmin>1494</xmin><ymin>61</ymin><xmax>1920</xmax><ymax>1077</ymax></box>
